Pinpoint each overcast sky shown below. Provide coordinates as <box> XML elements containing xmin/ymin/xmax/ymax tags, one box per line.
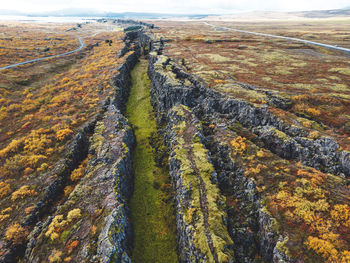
<box><xmin>1</xmin><ymin>0</ymin><xmax>350</xmax><ymax>14</ymax></box>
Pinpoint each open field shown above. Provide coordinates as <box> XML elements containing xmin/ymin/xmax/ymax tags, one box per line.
<box><xmin>154</xmin><ymin>20</ymin><xmax>350</xmax><ymax>148</ymax></box>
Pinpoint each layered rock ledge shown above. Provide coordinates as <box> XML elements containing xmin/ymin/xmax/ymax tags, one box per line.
<box><xmin>166</xmin><ymin>104</ymin><xmax>234</xmax><ymax>263</ymax></box>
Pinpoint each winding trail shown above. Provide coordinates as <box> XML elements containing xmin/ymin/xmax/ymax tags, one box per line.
<box><xmin>0</xmin><ymin>36</ymin><xmax>85</xmax><ymax>71</ymax></box>
<box><xmin>203</xmin><ymin>22</ymin><xmax>350</xmax><ymax>54</ymax></box>
<box><xmin>126</xmin><ymin>58</ymin><xmax>178</xmax><ymax>263</ymax></box>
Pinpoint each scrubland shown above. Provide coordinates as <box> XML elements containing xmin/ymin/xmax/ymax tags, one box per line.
<box><xmin>0</xmin><ymin>17</ymin><xmax>349</xmax><ymax>263</ymax></box>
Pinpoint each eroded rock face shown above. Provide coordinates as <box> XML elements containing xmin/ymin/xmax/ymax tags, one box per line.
<box><xmin>146</xmin><ymin>48</ymin><xmax>350</xmax><ymax>262</ymax></box>
<box><xmin>24</xmin><ymin>104</ymin><xmax>135</xmax><ymax>263</ymax></box>
<box><xmin>166</xmin><ymin>104</ymin><xmax>234</xmax><ymax>263</ymax></box>
<box><xmin>201</xmin><ymin>132</ymin><xmax>261</xmax><ymax>262</ymax></box>
<box><xmin>20</xmin><ymin>29</ymin><xmax>144</xmax><ymax>263</ymax></box>
<box><xmin>147</xmin><ymin>51</ymin><xmax>350</xmax><ymax>179</ymax></box>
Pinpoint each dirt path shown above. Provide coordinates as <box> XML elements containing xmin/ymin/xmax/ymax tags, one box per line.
<box><xmin>126</xmin><ymin>58</ymin><xmax>178</xmax><ymax>263</ymax></box>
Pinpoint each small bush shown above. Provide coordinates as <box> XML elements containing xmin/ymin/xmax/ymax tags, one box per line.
<box><xmin>48</xmin><ymin>249</ymin><xmax>63</xmax><ymax>263</ymax></box>
<box><xmin>11</xmin><ymin>185</ymin><xmax>37</xmax><ymax>201</ymax></box>
<box><xmin>56</xmin><ymin>128</ymin><xmax>73</xmax><ymax>141</ymax></box>
<box><xmin>0</xmin><ymin>181</ymin><xmax>11</xmax><ymax>199</ymax></box>
<box><xmin>5</xmin><ymin>223</ymin><xmax>28</xmax><ymax>244</ymax></box>
<box><xmin>67</xmin><ymin>208</ymin><xmax>81</xmax><ymax>222</ymax></box>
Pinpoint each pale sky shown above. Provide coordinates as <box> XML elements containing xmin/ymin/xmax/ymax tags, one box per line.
<box><xmin>1</xmin><ymin>0</ymin><xmax>349</xmax><ymax>14</ymax></box>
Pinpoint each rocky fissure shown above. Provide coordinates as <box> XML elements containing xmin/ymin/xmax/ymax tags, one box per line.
<box><xmin>5</xmin><ymin>21</ymin><xmax>349</xmax><ymax>263</ymax></box>
<box><xmin>166</xmin><ymin>105</ymin><xmax>234</xmax><ymax>262</ymax></box>
<box><xmin>126</xmin><ymin>58</ymin><xmax>178</xmax><ymax>262</ymax></box>
<box><xmin>182</xmin><ymin>108</ymin><xmax>220</xmax><ymax>263</ymax></box>
<box><xmin>3</xmin><ymin>27</ymin><xmax>145</xmax><ymax>263</ymax></box>
<box><xmin>146</xmin><ymin>34</ymin><xmax>350</xmax><ymax>262</ymax></box>
<box><xmin>147</xmin><ymin>50</ymin><xmax>350</xmax><ymax>181</ymax></box>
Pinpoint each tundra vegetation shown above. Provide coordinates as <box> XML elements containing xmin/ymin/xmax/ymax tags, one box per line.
<box><xmin>0</xmin><ymin>20</ymin><xmax>134</xmax><ymax>261</ymax></box>
<box><xmin>152</xmin><ymin>19</ymin><xmax>350</xmax><ymax>262</ymax></box>
<box><xmin>155</xmin><ymin>20</ymin><xmax>350</xmax><ymax>146</ymax></box>
<box><xmin>0</xmin><ymin>17</ymin><xmax>349</xmax><ymax>263</ymax></box>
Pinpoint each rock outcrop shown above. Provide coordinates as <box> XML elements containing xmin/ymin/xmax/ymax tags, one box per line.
<box><xmin>147</xmin><ymin>51</ymin><xmax>350</xmax><ymax>179</ymax></box>
<box><xmin>146</xmin><ymin>43</ymin><xmax>350</xmax><ymax>262</ymax></box>
<box><xmin>18</xmin><ymin>28</ymin><xmax>145</xmax><ymax>263</ymax></box>
<box><xmin>24</xmin><ymin>105</ymin><xmax>135</xmax><ymax>262</ymax></box>
<box><xmin>166</xmin><ymin>104</ymin><xmax>234</xmax><ymax>263</ymax></box>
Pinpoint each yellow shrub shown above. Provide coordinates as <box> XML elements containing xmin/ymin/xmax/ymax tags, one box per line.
<box><xmin>37</xmin><ymin>162</ymin><xmax>48</xmax><ymax>172</ymax></box>
<box><xmin>308</xmin><ymin>131</ymin><xmax>320</xmax><ymax>139</ymax></box>
<box><xmin>23</xmin><ymin>167</ymin><xmax>34</xmax><ymax>176</ymax></box>
<box><xmin>48</xmin><ymin>249</ymin><xmax>63</xmax><ymax>263</ymax></box>
<box><xmin>230</xmin><ymin>136</ymin><xmax>247</xmax><ymax>154</ymax></box>
<box><xmin>64</xmin><ymin>185</ymin><xmax>74</xmax><ymax>196</ymax></box>
<box><xmin>25</xmin><ymin>154</ymin><xmax>47</xmax><ymax>168</ymax></box>
<box><xmin>0</xmin><ymin>206</ymin><xmax>12</xmax><ymax>223</ymax></box>
<box><xmin>0</xmin><ymin>214</ymin><xmax>10</xmax><ymax>223</ymax></box>
<box><xmin>0</xmin><ymin>181</ymin><xmax>11</xmax><ymax>199</ymax></box>
<box><xmin>70</xmin><ymin>166</ymin><xmax>84</xmax><ymax>182</ymax></box>
<box><xmin>11</xmin><ymin>185</ymin><xmax>37</xmax><ymax>201</ymax></box>
<box><xmin>306</xmin><ymin>236</ymin><xmax>340</xmax><ymax>262</ymax></box>
<box><xmin>5</xmin><ymin>223</ymin><xmax>28</xmax><ymax>244</ymax></box>
<box><xmin>0</xmin><ymin>138</ymin><xmax>24</xmax><ymax>158</ymax></box>
<box><xmin>67</xmin><ymin>208</ymin><xmax>81</xmax><ymax>222</ymax></box>
<box><xmin>331</xmin><ymin>204</ymin><xmax>350</xmax><ymax>227</ymax></box>
<box><xmin>256</xmin><ymin>149</ymin><xmax>266</xmax><ymax>158</ymax></box>
<box><xmin>306</xmin><ymin>108</ymin><xmax>321</xmax><ymax>117</ymax></box>
<box><xmin>341</xmin><ymin>251</ymin><xmax>350</xmax><ymax>263</ymax></box>
<box><xmin>56</xmin><ymin>128</ymin><xmax>73</xmax><ymax>141</ymax></box>
<box><xmin>70</xmin><ymin>157</ymin><xmax>88</xmax><ymax>181</ymax></box>
<box><xmin>45</xmin><ymin>209</ymin><xmax>81</xmax><ymax>241</ymax></box>
<box><xmin>45</xmin><ymin>215</ymin><xmax>67</xmax><ymax>241</ymax></box>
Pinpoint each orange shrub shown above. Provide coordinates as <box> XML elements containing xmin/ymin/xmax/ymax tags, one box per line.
<box><xmin>66</xmin><ymin>240</ymin><xmax>79</xmax><ymax>254</ymax></box>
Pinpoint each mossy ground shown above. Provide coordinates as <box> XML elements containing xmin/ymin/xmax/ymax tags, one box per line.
<box><xmin>126</xmin><ymin>59</ymin><xmax>178</xmax><ymax>263</ymax></box>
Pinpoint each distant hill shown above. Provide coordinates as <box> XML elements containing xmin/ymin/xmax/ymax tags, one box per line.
<box><xmin>298</xmin><ymin>8</ymin><xmax>350</xmax><ymax>18</ymax></box>
<box><xmin>0</xmin><ymin>8</ymin><xmax>213</xmax><ymax>19</ymax></box>
<box><xmin>204</xmin><ymin>8</ymin><xmax>350</xmax><ymax>21</ymax></box>
<box><xmin>0</xmin><ymin>7</ymin><xmax>349</xmax><ymax>20</ymax></box>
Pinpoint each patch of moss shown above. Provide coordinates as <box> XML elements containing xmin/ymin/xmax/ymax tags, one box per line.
<box><xmin>90</xmin><ymin>121</ymin><xmax>105</xmax><ymax>153</ymax></box>
<box><xmin>60</xmin><ymin>230</ymin><xmax>71</xmax><ymax>242</ymax></box>
<box><xmin>197</xmin><ymin>53</ymin><xmax>232</xmax><ymax>63</ymax></box>
<box><xmin>329</xmin><ymin>67</ymin><xmax>350</xmax><ymax>76</ymax></box>
<box><xmin>269</xmin><ymin>127</ymin><xmax>291</xmax><ymax>142</ymax></box>
<box><xmin>170</xmin><ymin>105</ymin><xmax>234</xmax><ymax>262</ymax></box>
<box><xmin>276</xmin><ymin>236</ymin><xmax>291</xmax><ymax>258</ymax></box>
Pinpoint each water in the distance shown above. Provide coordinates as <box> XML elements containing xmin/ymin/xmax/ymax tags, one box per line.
<box><xmin>0</xmin><ymin>15</ymin><xmax>99</xmax><ymax>23</ymax></box>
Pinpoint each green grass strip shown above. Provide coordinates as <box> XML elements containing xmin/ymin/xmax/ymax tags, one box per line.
<box><xmin>126</xmin><ymin>58</ymin><xmax>178</xmax><ymax>263</ymax></box>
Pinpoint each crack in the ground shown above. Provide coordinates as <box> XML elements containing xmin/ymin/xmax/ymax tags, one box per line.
<box><xmin>182</xmin><ymin>108</ymin><xmax>219</xmax><ymax>263</ymax></box>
